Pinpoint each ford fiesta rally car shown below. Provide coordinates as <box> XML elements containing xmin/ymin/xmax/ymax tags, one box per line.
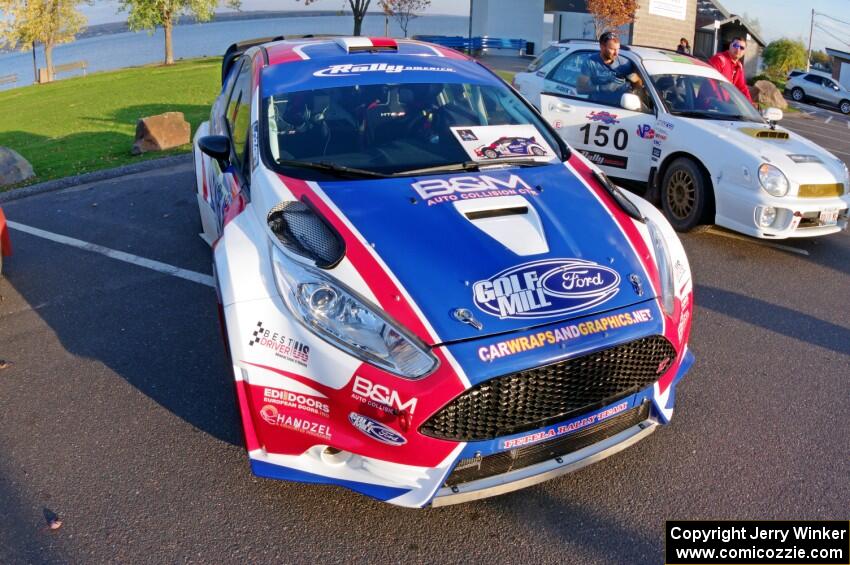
<box><xmin>193</xmin><ymin>36</ymin><xmax>695</xmax><ymax>507</ymax></box>
<box><xmin>513</xmin><ymin>41</ymin><xmax>850</xmax><ymax>239</ymax></box>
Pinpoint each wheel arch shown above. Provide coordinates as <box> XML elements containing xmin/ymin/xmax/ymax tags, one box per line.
<box><xmin>656</xmin><ymin>151</ymin><xmax>716</xmax><ymax>223</ymax></box>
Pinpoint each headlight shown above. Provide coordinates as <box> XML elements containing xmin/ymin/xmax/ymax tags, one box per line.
<box><xmin>647</xmin><ymin>220</ymin><xmax>675</xmax><ymax>316</ymax></box>
<box><xmin>758</xmin><ymin>163</ymin><xmax>789</xmax><ymax>197</ymax></box>
<box><xmin>271</xmin><ymin>245</ymin><xmax>438</xmax><ymax>379</ymax></box>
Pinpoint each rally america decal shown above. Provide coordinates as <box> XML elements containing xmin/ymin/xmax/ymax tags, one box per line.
<box><xmin>578</xmin><ymin>149</ymin><xmax>628</xmax><ymax>169</ymax></box>
<box><xmin>473</xmin><ymin>259</ymin><xmax>621</xmax><ymax>319</ymax></box>
<box><xmin>313</xmin><ymin>63</ymin><xmax>456</xmax><ymax>77</ymax></box>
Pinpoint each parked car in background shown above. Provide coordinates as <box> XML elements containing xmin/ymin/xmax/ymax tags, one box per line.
<box><xmin>786</xmin><ymin>70</ymin><xmax>850</xmax><ymax>114</ymax></box>
<box><xmin>0</xmin><ymin>207</ymin><xmax>11</xmax><ymax>275</ymax></box>
<box><xmin>513</xmin><ymin>40</ymin><xmax>850</xmax><ymax>238</ymax></box>
<box><xmin>787</xmin><ymin>70</ymin><xmax>805</xmax><ymax>80</ymax></box>
<box><xmin>192</xmin><ymin>35</ymin><xmax>695</xmax><ymax>507</ymax></box>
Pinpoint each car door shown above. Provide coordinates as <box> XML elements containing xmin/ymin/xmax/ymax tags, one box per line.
<box><xmin>822</xmin><ymin>78</ymin><xmax>842</xmax><ymax>105</ymax></box>
<box><xmin>539</xmin><ymin>50</ymin><xmax>656</xmax><ymax>182</ymax></box>
<box><xmin>803</xmin><ymin>74</ymin><xmax>826</xmax><ymax>103</ymax></box>
<box><xmin>208</xmin><ymin>55</ymin><xmax>253</xmax><ymax>232</ymax></box>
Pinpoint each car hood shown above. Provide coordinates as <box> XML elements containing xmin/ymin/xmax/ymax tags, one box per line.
<box><xmin>304</xmin><ymin>163</ymin><xmax>657</xmax><ymax>345</ymax></box>
<box><xmin>684</xmin><ymin>119</ymin><xmax>847</xmax><ymax>187</ymax></box>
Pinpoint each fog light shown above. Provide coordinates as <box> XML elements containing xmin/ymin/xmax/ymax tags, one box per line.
<box><xmin>758</xmin><ymin>206</ymin><xmax>778</xmax><ymax>228</ymax></box>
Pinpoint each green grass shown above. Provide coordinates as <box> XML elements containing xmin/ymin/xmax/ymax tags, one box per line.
<box><xmin>0</xmin><ymin>57</ymin><xmax>221</xmax><ymax>190</ymax></box>
<box><xmin>495</xmin><ymin>70</ymin><xmax>516</xmax><ymax>83</ymax></box>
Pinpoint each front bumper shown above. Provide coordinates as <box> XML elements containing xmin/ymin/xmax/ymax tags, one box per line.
<box><xmin>715</xmin><ymin>181</ymin><xmax>850</xmax><ymax>239</ymax></box>
<box><xmin>240</xmin><ymin>350</ymin><xmax>694</xmax><ymax>508</ymax></box>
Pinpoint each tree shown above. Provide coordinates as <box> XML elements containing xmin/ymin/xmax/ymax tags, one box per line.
<box><xmin>119</xmin><ymin>0</ymin><xmax>240</xmax><ymax>65</ymax></box>
<box><xmin>0</xmin><ymin>0</ymin><xmax>87</xmax><ymax>82</ymax></box>
<box><xmin>298</xmin><ymin>0</ymin><xmax>372</xmax><ymax>36</ymax></box>
<box><xmin>379</xmin><ymin>0</ymin><xmax>430</xmax><ymax>38</ymax></box>
<box><xmin>763</xmin><ymin>38</ymin><xmax>807</xmax><ymax>80</ymax></box>
<box><xmin>810</xmin><ymin>49</ymin><xmax>831</xmax><ymax>71</ymax></box>
<box><xmin>586</xmin><ymin>0</ymin><xmax>639</xmax><ymax>39</ymax></box>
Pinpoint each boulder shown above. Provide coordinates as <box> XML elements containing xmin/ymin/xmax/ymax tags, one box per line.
<box><xmin>749</xmin><ymin>80</ymin><xmax>787</xmax><ymax>110</ymax></box>
<box><xmin>0</xmin><ymin>146</ymin><xmax>35</xmax><ymax>186</ymax></box>
<box><xmin>131</xmin><ymin>112</ymin><xmax>191</xmax><ymax>155</ymax></box>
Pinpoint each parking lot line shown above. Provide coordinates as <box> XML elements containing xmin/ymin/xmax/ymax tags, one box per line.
<box><xmin>7</xmin><ymin>220</ymin><xmax>215</xmax><ymax>288</ymax></box>
<box><xmin>825</xmin><ymin>116</ymin><xmax>833</xmax><ymax>124</ymax></box>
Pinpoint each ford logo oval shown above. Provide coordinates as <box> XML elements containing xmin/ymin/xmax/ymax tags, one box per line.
<box><xmin>348</xmin><ymin>412</ymin><xmax>407</xmax><ymax>446</ymax></box>
<box><xmin>472</xmin><ymin>259</ymin><xmax>621</xmax><ymax>319</ymax></box>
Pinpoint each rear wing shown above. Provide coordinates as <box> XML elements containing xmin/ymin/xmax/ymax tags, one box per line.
<box><xmin>222</xmin><ymin>36</ymin><xmax>285</xmax><ymax>85</ymax></box>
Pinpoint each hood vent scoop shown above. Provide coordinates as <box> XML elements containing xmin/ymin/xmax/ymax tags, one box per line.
<box><xmin>739</xmin><ymin>127</ymin><xmax>790</xmax><ymax>140</ymax></box>
<box><xmin>454</xmin><ymin>196</ymin><xmax>548</xmax><ymax>256</ymax></box>
<box><xmin>267</xmin><ymin>200</ymin><xmax>345</xmax><ymax>269</ymax></box>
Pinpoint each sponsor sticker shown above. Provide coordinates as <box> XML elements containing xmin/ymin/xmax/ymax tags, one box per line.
<box><xmin>350</xmin><ymin>376</ymin><xmax>418</xmax><ymax>415</ymax></box>
<box><xmin>411</xmin><ymin>173</ymin><xmax>539</xmax><ymax>206</ymax></box>
<box><xmin>313</xmin><ymin>63</ymin><xmax>455</xmax><ymax>77</ymax></box>
<box><xmin>251</xmin><ymin>121</ymin><xmax>259</xmax><ymax>170</ymax></box>
<box><xmin>501</xmin><ymin>401</ymin><xmax>630</xmax><ymax>449</ymax></box>
<box><xmin>348</xmin><ymin>412</ymin><xmax>407</xmax><ymax>446</ymax></box>
<box><xmin>260</xmin><ymin>405</ymin><xmax>331</xmax><ymax>440</ymax></box>
<box><xmin>586</xmin><ymin>111</ymin><xmax>620</xmax><ymax>124</ymax></box>
<box><xmin>262</xmin><ymin>387</ymin><xmax>330</xmax><ymax>418</ymax></box>
<box><xmin>636</xmin><ymin>124</ymin><xmax>656</xmax><ymax>139</ymax></box>
<box><xmin>655</xmin><ymin>131</ymin><xmax>668</xmax><ymax>141</ymax></box>
<box><xmin>652</xmin><ymin>147</ymin><xmax>662</xmax><ymax>158</ymax></box>
<box><xmin>658</xmin><ymin>119</ymin><xmax>675</xmax><ymax>130</ymax></box>
<box><xmin>248</xmin><ymin>321</ymin><xmax>310</xmax><ymax>367</ymax></box>
<box><xmin>478</xmin><ymin>307</ymin><xmax>654</xmax><ymax>361</ymax></box>
<box><xmin>578</xmin><ymin>149</ymin><xmax>628</xmax><ymax>169</ymax></box>
<box><xmin>450</xmin><ymin>125</ymin><xmax>555</xmax><ymax>163</ymax></box>
<box><xmin>473</xmin><ymin>259</ymin><xmax>621</xmax><ymax>320</ymax></box>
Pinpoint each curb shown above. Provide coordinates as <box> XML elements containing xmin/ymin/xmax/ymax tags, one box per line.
<box><xmin>0</xmin><ymin>153</ymin><xmax>193</xmax><ymax>204</ymax></box>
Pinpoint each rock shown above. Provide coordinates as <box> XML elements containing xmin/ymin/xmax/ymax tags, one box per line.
<box><xmin>0</xmin><ymin>147</ymin><xmax>35</xmax><ymax>186</ymax></box>
<box><xmin>131</xmin><ymin>112</ymin><xmax>191</xmax><ymax>155</ymax></box>
<box><xmin>749</xmin><ymin>80</ymin><xmax>788</xmax><ymax>110</ymax></box>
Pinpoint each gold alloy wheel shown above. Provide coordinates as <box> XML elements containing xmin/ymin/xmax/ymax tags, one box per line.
<box><xmin>666</xmin><ymin>169</ymin><xmax>696</xmax><ymax>220</ymax></box>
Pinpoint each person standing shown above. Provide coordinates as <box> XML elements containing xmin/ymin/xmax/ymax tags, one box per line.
<box><xmin>676</xmin><ymin>38</ymin><xmax>691</xmax><ymax>55</ymax></box>
<box><xmin>708</xmin><ymin>37</ymin><xmax>753</xmax><ymax>103</ymax></box>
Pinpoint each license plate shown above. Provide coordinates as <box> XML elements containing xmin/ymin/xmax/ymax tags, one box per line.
<box><xmin>820</xmin><ymin>208</ymin><xmax>839</xmax><ymax>225</ymax></box>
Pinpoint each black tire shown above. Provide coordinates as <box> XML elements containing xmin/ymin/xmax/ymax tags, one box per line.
<box><xmin>840</xmin><ymin>100</ymin><xmax>850</xmax><ymax>115</ymax></box>
<box><xmin>661</xmin><ymin>158</ymin><xmax>711</xmax><ymax>232</ymax></box>
<box><xmin>791</xmin><ymin>87</ymin><xmax>805</xmax><ymax>102</ymax></box>
<box><xmin>483</xmin><ymin>149</ymin><xmax>498</xmax><ymax>159</ymax></box>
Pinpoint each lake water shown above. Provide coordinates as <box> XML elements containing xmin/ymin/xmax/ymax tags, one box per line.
<box><xmin>0</xmin><ymin>15</ymin><xmax>552</xmax><ymax>90</ymax></box>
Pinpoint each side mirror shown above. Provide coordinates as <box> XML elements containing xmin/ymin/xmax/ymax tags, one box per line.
<box><xmin>833</xmin><ymin>85</ymin><xmax>840</xmax><ymax>91</ymax></box>
<box><xmin>198</xmin><ymin>135</ymin><xmax>231</xmax><ymax>168</ymax></box>
<box><xmin>762</xmin><ymin>107</ymin><xmax>784</xmax><ymax>122</ymax></box>
<box><xmin>620</xmin><ymin>92</ymin><xmax>642</xmax><ymax>112</ymax></box>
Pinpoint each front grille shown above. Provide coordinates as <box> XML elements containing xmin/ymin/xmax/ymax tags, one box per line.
<box><xmin>444</xmin><ymin>402</ymin><xmax>650</xmax><ymax>487</ymax></box>
<box><xmin>420</xmin><ymin>335</ymin><xmax>675</xmax><ymax>441</ymax></box>
<box><xmin>798</xmin><ymin>183</ymin><xmax>844</xmax><ymax>198</ymax></box>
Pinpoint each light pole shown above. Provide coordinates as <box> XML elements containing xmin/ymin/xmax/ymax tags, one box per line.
<box><xmin>806</xmin><ymin>9</ymin><xmax>815</xmax><ymax>71</ymax></box>
<box><xmin>32</xmin><ymin>41</ymin><xmax>38</xmax><ymax>83</ymax></box>
<box><xmin>468</xmin><ymin>0</ymin><xmax>474</xmax><ymax>54</ymax></box>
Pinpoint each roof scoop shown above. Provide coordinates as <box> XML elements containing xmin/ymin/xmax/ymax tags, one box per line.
<box><xmin>453</xmin><ymin>196</ymin><xmax>549</xmax><ymax>256</ymax></box>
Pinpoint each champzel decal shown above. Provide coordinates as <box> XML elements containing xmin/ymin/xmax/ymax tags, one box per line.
<box><xmin>248</xmin><ymin>321</ymin><xmax>310</xmax><ymax>367</ymax></box>
<box><xmin>501</xmin><ymin>401</ymin><xmax>630</xmax><ymax>449</ymax></box>
<box><xmin>348</xmin><ymin>413</ymin><xmax>407</xmax><ymax>446</ymax></box>
<box><xmin>260</xmin><ymin>405</ymin><xmax>331</xmax><ymax>440</ymax></box>
<box><xmin>478</xmin><ymin>308</ymin><xmax>654</xmax><ymax>361</ymax></box>
<box><xmin>313</xmin><ymin>63</ymin><xmax>456</xmax><ymax>77</ymax></box>
<box><xmin>473</xmin><ymin>259</ymin><xmax>621</xmax><ymax>320</ymax></box>
<box><xmin>411</xmin><ymin>173</ymin><xmax>539</xmax><ymax>206</ymax></box>
<box><xmin>578</xmin><ymin>149</ymin><xmax>628</xmax><ymax>169</ymax></box>
<box><xmin>587</xmin><ymin>111</ymin><xmax>620</xmax><ymax>125</ymax></box>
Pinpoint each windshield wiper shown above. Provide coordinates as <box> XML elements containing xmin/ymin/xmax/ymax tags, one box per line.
<box><xmin>670</xmin><ymin>110</ymin><xmax>755</xmax><ymax>122</ymax></box>
<box><xmin>276</xmin><ymin>159</ymin><xmax>390</xmax><ymax>179</ymax></box>
<box><xmin>398</xmin><ymin>158</ymin><xmax>551</xmax><ymax>176</ymax></box>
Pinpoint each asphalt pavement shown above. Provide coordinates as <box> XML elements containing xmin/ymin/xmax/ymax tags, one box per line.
<box><xmin>1</xmin><ymin>155</ymin><xmax>849</xmax><ymax>563</ymax></box>
<box><xmin>782</xmin><ymin>101</ymin><xmax>850</xmax><ymax>162</ymax></box>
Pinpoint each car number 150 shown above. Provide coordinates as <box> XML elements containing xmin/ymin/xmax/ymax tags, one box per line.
<box><xmin>579</xmin><ymin>123</ymin><xmax>629</xmax><ymax>150</ymax></box>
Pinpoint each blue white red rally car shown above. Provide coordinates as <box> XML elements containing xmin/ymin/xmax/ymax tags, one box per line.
<box><xmin>193</xmin><ymin>36</ymin><xmax>695</xmax><ymax>507</ymax></box>
<box><xmin>474</xmin><ymin>136</ymin><xmax>548</xmax><ymax>159</ymax></box>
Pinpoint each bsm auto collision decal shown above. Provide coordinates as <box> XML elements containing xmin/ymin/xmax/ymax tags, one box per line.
<box><xmin>473</xmin><ymin>259</ymin><xmax>620</xmax><ymax>319</ymax></box>
<box><xmin>478</xmin><ymin>307</ymin><xmax>654</xmax><ymax>361</ymax></box>
<box><xmin>411</xmin><ymin>173</ymin><xmax>539</xmax><ymax>206</ymax></box>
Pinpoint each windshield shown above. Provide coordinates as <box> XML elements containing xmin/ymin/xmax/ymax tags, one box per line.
<box><xmin>651</xmin><ymin>74</ymin><xmax>764</xmax><ymax>122</ymax></box>
<box><xmin>264</xmin><ymin>81</ymin><xmax>564</xmax><ymax>177</ymax></box>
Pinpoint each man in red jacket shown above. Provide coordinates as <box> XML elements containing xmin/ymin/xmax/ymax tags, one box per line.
<box><xmin>709</xmin><ymin>37</ymin><xmax>753</xmax><ymax>103</ymax></box>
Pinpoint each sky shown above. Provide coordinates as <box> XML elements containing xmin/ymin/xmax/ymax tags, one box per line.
<box><xmin>79</xmin><ymin>0</ymin><xmax>850</xmax><ymax>52</ymax></box>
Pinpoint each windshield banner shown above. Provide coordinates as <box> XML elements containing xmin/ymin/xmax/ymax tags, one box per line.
<box><xmin>450</xmin><ymin>125</ymin><xmax>556</xmax><ymax>163</ymax></box>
